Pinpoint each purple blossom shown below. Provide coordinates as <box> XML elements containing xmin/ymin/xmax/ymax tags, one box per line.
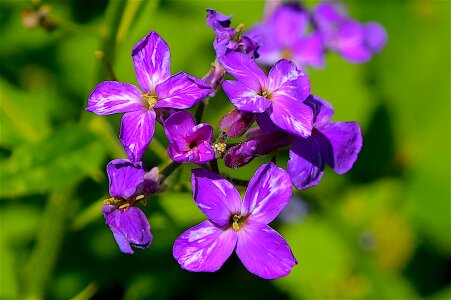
<box><xmin>247</xmin><ymin>2</ymin><xmax>325</xmax><ymax>68</ymax></box>
<box><xmin>86</xmin><ymin>31</ymin><xmax>211</xmax><ymax>163</ymax></box>
<box><xmin>173</xmin><ymin>162</ymin><xmax>297</xmax><ymax>279</ymax></box>
<box><xmin>288</xmin><ymin>95</ymin><xmax>363</xmax><ymax>189</ymax></box>
<box><xmin>313</xmin><ymin>2</ymin><xmax>387</xmax><ymax>63</ymax></box>
<box><xmin>164</xmin><ymin>111</ymin><xmax>215</xmax><ymax>164</ymax></box>
<box><xmin>206</xmin><ymin>9</ymin><xmax>259</xmax><ymax>60</ymax></box>
<box><xmin>221</xmin><ymin>52</ymin><xmax>313</xmax><ymax>137</ymax></box>
<box><xmin>103</xmin><ymin>159</ymin><xmax>157</xmax><ymax>254</ymax></box>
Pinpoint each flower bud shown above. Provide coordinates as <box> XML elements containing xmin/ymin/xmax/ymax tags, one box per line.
<box><xmin>219</xmin><ymin>109</ymin><xmax>256</xmax><ymax>138</ymax></box>
<box><xmin>223</xmin><ymin>140</ymin><xmax>258</xmax><ymax>168</ymax></box>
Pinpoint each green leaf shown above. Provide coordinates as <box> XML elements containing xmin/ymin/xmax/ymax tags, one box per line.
<box><xmin>0</xmin><ymin>124</ymin><xmax>107</xmax><ymax>198</ymax></box>
<box><xmin>0</xmin><ymin>78</ymin><xmax>52</xmax><ymax>146</ymax></box>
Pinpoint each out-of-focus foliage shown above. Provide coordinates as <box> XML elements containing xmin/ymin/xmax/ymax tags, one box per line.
<box><xmin>0</xmin><ymin>0</ymin><xmax>449</xmax><ymax>299</ymax></box>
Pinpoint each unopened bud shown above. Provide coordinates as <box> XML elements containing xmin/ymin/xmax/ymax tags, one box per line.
<box><xmin>219</xmin><ymin>109</ymin><xmax>256</xmax><ymax>138</ymax></box>
<box><xmin>223</xmin><ymin>140</ymin><xmax>258</xmax><ymax>168</ymax></box>
<box><xmin>202</xmin><ymin>60</ymin><xmax>226</xmax><ymax>97</ymax></box>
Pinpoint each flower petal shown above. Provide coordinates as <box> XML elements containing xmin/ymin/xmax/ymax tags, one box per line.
<box><xmin>364</xmin><ymin>22</ymin><xmax>387</xmax><ymax>54</ymax></box>
<box><xmin>288</xmin><ymin>131</ymin><xmax>333</xmax><ymax>190</ymax></box>
<box><xmin>267</xmin><ymin>59</ymin><xmax>310</xmax><ymax>100</ymax></box>
<box><xmin>155</xmin><ymin>72</ymin><xmax>211</xmax><ymax>109</ymax></box>
<box><xmin>191</xmin><ymin>168</ymin><xmax>242</xmax><ymax>226</ymax></box>
<box><xmin>236</xmin><ymin>221</ymin><xmax>297</xmax><ymax>279</ymax></box>
<box><xmin>192</xmin><ymin>141</ymin><xmax>215</xmax><ymax>164</ymax></box>
<box><xmin>163</xmin><ymin>111</ymin><xmax>195</xmax><ymax>151</ymax></box>
<box><xmin>220</xmin><ymin>52</ymin><xmax>268</xmax><ymax>92</ymax></box>
<box><xmin>107</xmin><ymin>159</ymin><xmax>145</xmax><ymax>199</ymax></box>
<box><xmin>222</xmin><ymin>80</ymin><xmax>271</xmax><ymax>113</ymax></box>
<box><xmin>242</xmin><ymin>162</ymin><xmax>292</xmax><ymax>224</ymax></box>
<box><xmin>247</xmin><ymin>24</ymin><xmax>282</xmax><ymax>66</ymax></box>
<box><xmin>132</xmin><ymin>31</ymin><xmax>171</xmax><ymax>93</ymax></box>
<box><xmin>186</xmin><ymin>123</ymin><xmax>214</xmax><ymax>145</ymax></box>
<box><xmin>303</xmin><ymin>94</ymin><xmax>334</xmax><ymax>126</ymax></box>
<box><xmin>119</xmin><ymin>109</ymin><xmax>156</xmax><ymax>163</ymax></box>
<box><xmin>269</xmin><ymin>2</ymin><xmax>309</xmax><ymax>47</ymax></box>
<box><xmin>86</xmin><ymin>81</ymin><xmax>143</xmax><ymax>115</ymax></box>
<box><xmin>168</xmin><ymin>142</ymin><xmax>214</xmax><ymax>165</ymax></box>
<box><xmin>337</xmin><ymin>21</ymin><xmax>372</xmax><ymax>63</ymax></box>
<box><xmin>173</xmin><ymin>220</ymin><xmax>237</xmax><ymax>272</ymax></box>
<box><xmin>292</xmin><ymin>33</ymin><xmax>325</xmax><ymax>68</ymax></box>
<box><xmin>319</xmin><ymin>121</ymin><xmax>363</xmax><ymax>174</ymax></box>
<box><xmin>268</xmin><ymin>94</ymin><xmax>313</xmax><ymax>137</ymax></box>
<box><xmin>103</xmin><ymin>206</ymin><xmax>152</xmax><ymax>254</ymax></box>
<box><xmin>115</xmin><ymin>207</ymin><xmax>152</xmax><ymax>249</ymax></box>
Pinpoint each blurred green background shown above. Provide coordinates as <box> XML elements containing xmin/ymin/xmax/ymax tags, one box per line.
<box><xmin>0</xmin><ymin>0</ymin><xmax>449</xmax><ymax>299</ymax></box>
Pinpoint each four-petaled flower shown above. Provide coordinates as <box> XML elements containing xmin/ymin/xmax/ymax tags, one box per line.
<box><xmin>248</xmin><ymin>2</ymin><xmax>325</xmax><ymax>68</ymax></box>
<box><xmin>164</xmin><ymin>111</ymin><xmax>215</xmax><ymax>164</ymax></box>
<box><xmin>86</xmin><ymin>31</ymin><xmax>211</xmax><ymax>163</ymax></box>
<box><xmin>173</xmin><ymin>162</ymin><xmax>297</xmax><ymax>279</ymax></box>
<box><xmin>313</xmin><ymin>2</ymin><xmax>387</xmax><ymax>63</ymax></box>
<box><xmin>102</xmin><ymin>159</ymin><xmax>162</xmax><ymax>254</ymax></box>
<box><xmin>221</xmin><ymin>51</ymin><xmax>313</xmax><ymax>137</ymax></box>
<box><xmin>288</xmin><ymin>95</ymin><xmax>363</xmax><ymax>189</ymax></box>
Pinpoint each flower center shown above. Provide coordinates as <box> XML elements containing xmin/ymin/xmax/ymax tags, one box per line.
<box><xmin>142</xmin><ymin>93</ymin><xmax>158</xmax><ymax>109</ymax></box>
<box><xmin>104</xmin><ymin>194</ymin><xmax>145</xmax><ymax>209</ymax></box>
<box><xmin>231</xmin><ymin>214</ymin><xmax>245</xmax><ymax>231</ymax></box>
<box><xmin>281</xmin><ymin>48</ymin><xmax>293</xmax><ymax>60</ymax></box>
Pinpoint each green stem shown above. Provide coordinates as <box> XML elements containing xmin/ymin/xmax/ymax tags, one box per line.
<box><xmin>228</xmin><ymin>177</ymin><xmax>249</xmax><ymax>187</ymax></box>
<box><xmin>160</xmin><ymin>161</ymin><xmax>181</xmax><ymax>179</ymax></box>
<box><xmin>95</xmin><ymin>0</ymin><xmax>127</xmax><ymax>83</ymax></box>
<box><xmin>209</xmin><ymin>158</ymin><xmax>219</xmax><ymax>174</ymax></box>
<box><xmin>194</xmin><ymin>100</ymin><xmax>206</xmax><ymax>124</ymax></box>
<box><xmin>24</xmin><ymin>187</ymin><xmax>74</xmax><ymax>299</ymax></box>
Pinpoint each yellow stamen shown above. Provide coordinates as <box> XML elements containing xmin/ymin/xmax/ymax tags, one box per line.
<box><xmin>232</xmin><ymin>215</ymin><xmax>241</xmax><ymax>231</ymax></box>
<box><xmin>119</xmin><ymin>203</ymin><xmax>130</xmax><ymax>209</ymax></box>
<box><xmin>142</xmin><ymin>93</ymin><xmax>158</xmax><ymax>109</ymax></box>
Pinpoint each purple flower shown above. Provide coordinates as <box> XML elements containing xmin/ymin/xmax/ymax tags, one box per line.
<box><xmin>247</xmin><ymin>2</ymin><xmax>325</xmax><ymax>68</ymax></box>
<box><xmin>163</xmin><ymin>111</ymin><xmax>215</xmax><ymax>164</ymax></box>
<box><xmin>173</xmin><ymin>162</ymin><xmax>297</xmax><ymax>279</ymax></box>
<box><xmin>313</xmin><ymin>2</ymin><xmax>387</xmax><ymax>63</ymax></box>
<box><xmin>86</xmin><ymin>31</ymin><xmax>211</xmax><ymax>163</ymax></box>
<box><xmin>221</xmin><ymin>52</ymin><xmax>313</xmax><ymax>137</ymax></box>
<box><xmin>103</xmin><ymin>159</ymin><xmax>156</xmax><ymax>254</ymax></box>
<box><xmin>206</xmin><ymin>9</ymin><xmax>259</xmax><ymax>60</ymax></box>
<box><xmin>288</xmin><ymin>95</ymin><xmax>363</xmax><ymax>190</ymax></box>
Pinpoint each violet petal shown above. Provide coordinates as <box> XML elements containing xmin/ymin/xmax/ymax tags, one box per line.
<box><xmin>155</xmin><ymin>72</ymin><xmax>211</xmax><ymax>109</ymax></box>
<box><xmin>132</xmin><ymin>31</ymin><xmax>171</xmax><ymax>93</ymax></box>
<box><xmin>163</xmin><ymin>111</ymin><xmax>195</xmax><ymax>152</ymax></box>
<box><xmin>242</xmin><ymin>162</ymin><xmax>292</xmax><ymax>224</ymax></box>
<box><xmin>119</xmin><ymin>109</ymin><xmax>156</xmax><ymax>163</ymax></box>
<box><xmin>268</xmin><ymin>94</ymin><xmax>313</xmax><ymax>138</ymax></box>
<box><xmin>319</xmin><ymin>121</ymin><xmax>363</xmax><ymax>174</ymax></box>
<box><xmin>288</xmin><ymin>132</ymin><xmax>332</xmax><ymax>190</ymax></box>
<box><xmin>173</xmin><ymin>220</ymin><xmax>237</xmax><ymax>272</ymax></box>
<box><xmin>107</xmin><ymin>159</ymin><xmax>145</xmax><ymax>199</ymax></box>
<box><xmin>220</xmin><ymin>52</ymin><xmax>268</xmax><ymax>92</ymax></box>
<box><xmin>191</xmin><ymin>168</ymin><xmax>242</xmax><ymax>227</ymax></box>
<box><xmin>222</xmin><ymin>80</ymin><xmax>271</xmax><ymax>113</ymax></box>
<box><xmin>236</xmin><ymin>220</ymin><xmax>297</xmax><ymax>279</ymax></box>
<box><xmin>86</xmin><ymin>81</ymin><xmax>143</xmax><ymax>116</ymax></box>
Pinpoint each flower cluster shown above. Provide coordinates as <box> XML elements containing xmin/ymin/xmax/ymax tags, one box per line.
<box><xmin>86</xmin><ymin>1</ymin><xmax>385</xmax><ymax>279</ymax></box>
<box><xmin>247</xmin><ymin>1</ymin><xmax>387</xmax><ymax>68</ymax></box>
